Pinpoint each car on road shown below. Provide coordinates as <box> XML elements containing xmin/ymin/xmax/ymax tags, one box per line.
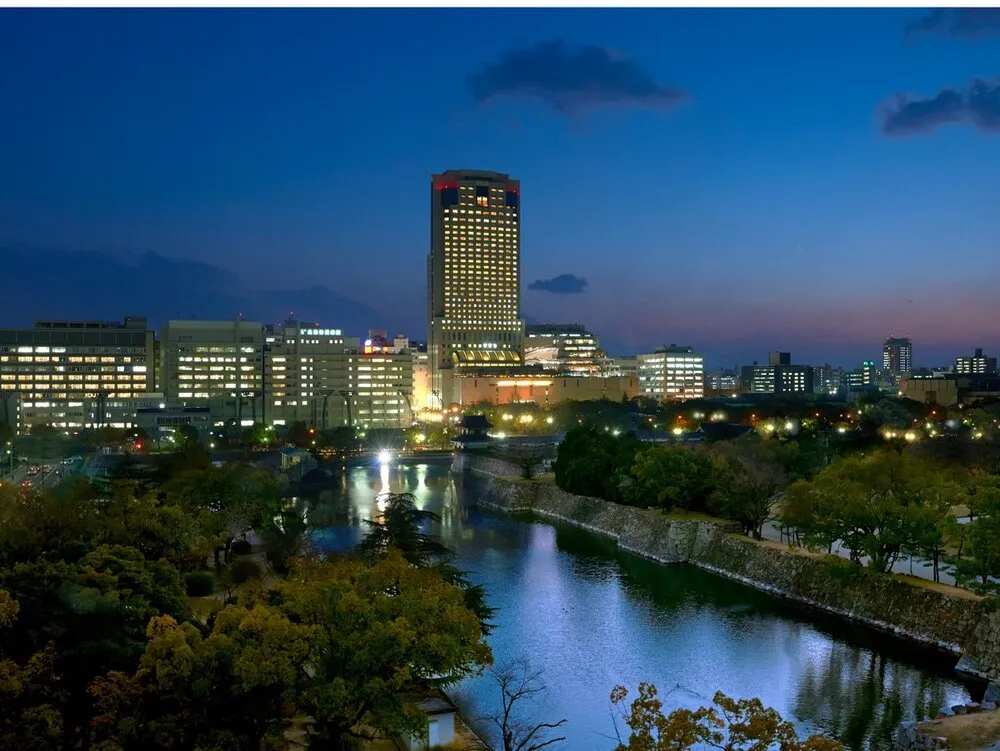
<box><xmin>21</xmin><ymin>479</ymin><xmax>32</xmax><ymax>488</ymax></box>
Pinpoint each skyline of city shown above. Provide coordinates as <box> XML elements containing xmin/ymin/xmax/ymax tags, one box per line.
<box><xmin>2</xmin><ymin>9</ymin><xmax>999</xmax><ymax>366</ymax></box>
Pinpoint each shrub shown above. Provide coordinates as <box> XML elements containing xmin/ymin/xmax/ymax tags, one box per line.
<box><xmin>823</xmin><ymin>555</ymin><xmax>866</xmax><ymax>584</ymax></box>
<box><xmin>185</xmin><ymin>571</ymin><xmax>215</xmax><ymax>597</ymax></box>
<box><xmin>230</xmin><ymin>559</ymin><xmax>262</xmax><ymax>584</ymax></box>
<box><xmin>231</xmin><ymin>538</ymin><xmax>253</xmax><ymax>555</ymax></box>
<box><xmin>982</xmin><ymin>596</ymin><xmax>1000</xmax><ymax>614</ymax></box>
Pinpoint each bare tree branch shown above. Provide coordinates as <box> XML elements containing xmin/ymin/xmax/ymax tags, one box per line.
<box><xmin>482</xmin><ymin>658</ymin><xmax>566</xmax><ymax>751</ymax></box>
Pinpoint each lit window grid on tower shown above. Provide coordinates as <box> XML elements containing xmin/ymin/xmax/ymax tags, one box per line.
<box><xmin>429</xmin><ymin>172</ymin><xmax>524</xmax><ymax>400</ymax></box>
<box><xmin>637</xmin><ymin>353</ymin><xmax>705</xmax><ymax>401</ymax></box>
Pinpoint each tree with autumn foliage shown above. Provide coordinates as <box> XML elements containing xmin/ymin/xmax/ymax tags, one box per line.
<box><xmin>610</xmin><ymin>683</ymin><xmax>842</xmax><ymax>751</ymax></box>
<box><xmin>245</xmin><ymin>550</ymin><xmax>493</xmax><ymax>750</ymax></box>
<box><xmin>89</xmin><ymin>607</ymin><xmax>318</xmax><ymax>751</ymax></box>
<box><xmin>0</xmin><ymin>588</ymin><xmax>63</xmax><ymax>751</ymax></box>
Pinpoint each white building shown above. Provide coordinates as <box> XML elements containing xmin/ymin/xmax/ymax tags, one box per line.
<box><xmin>264</xmin><ymin>323</ymin><xmax>414</xmax><ymax>430</ymax></box>
<box><xmin>637</xmin><ymin>345</ymin><xmax>705</xmax><ymax>401</ymax></box>
<box><xmin>160</xmin><ymin>319</ymin><xmax>265</xmax><ymax>425</ymax></box>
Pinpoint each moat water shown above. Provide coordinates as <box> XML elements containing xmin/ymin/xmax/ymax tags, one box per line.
<box><xmin>306</xmin><ymin>458</ymin><xmax>980</xmax><ymax>751</ymax></box>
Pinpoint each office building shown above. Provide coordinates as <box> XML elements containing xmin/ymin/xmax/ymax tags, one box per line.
<box><xmin>606</xmin><ymin>355</ymin><xmax>638</xmax><ymax>379</ymax></box>
<box><xmin>704</xmin><ymin>370</ymin><xmax>740</xmax><ymax>396</ymax></box>
<box><xmin>264</xmin><ymin>323</ymin><xmax>413</xmax><ymax>430</ymax></box>
<box><xmin>411</xmin><ymin>343</ymin><xmax>432</xmax><ymax>410</ymax></box>
<box><xmin>956</xmin><ymin>348</ymin><xmax>998</xmax><ymax>376</ymax></box>
<box><xmin>353</xmin><ymin>331</ymin><xmax>415</xmax><ymax>429</ymax></box>
<box><xmin>741</xmin><ymin>352</ymin><xmax>813</xmax><ymax>395</ymax></box>
<box><xmin>523</xmin><ymin>324</ymin><xmax>608</xmax><ymax>375</ymax></box>
<box><xmin>265</xmin><ymin>322</ymin><xmax>358</xmax><ymax>429</ymax></box>
<box><xmin>811</xmin><ymin>364</ymin><xmax>842</xmax><ymax>396</ymax></box>
<box><xmin>0</xmin><ymin>317</ymin><xmax>155</xmax><ymax>432</ymax></box>
<box><xmin>637</xmin><ymin>346</ymin><xmax>705</xmax><ymax>401</ymax></box>
<box><xmin>160</xmin><ymin>319</ymin><xmax>266</xmax><ymax>425</ymax></box>
<box><xmin>883</xmin><ymin>337</ymin><xmax>913</xmax><ymax>378</ymax></box>
<box><xmin>844</xmin><ymin>361</ymin><xmax>876</xmax><ymax>389</ymax></box>
<box><xmin>428</xmin><ymin>169</ymin><xmax>524</xmax><ymax>404</ymax></box>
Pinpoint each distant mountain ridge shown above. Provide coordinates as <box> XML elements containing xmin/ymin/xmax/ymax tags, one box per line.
<box><xmin>0</xmin><ymin>245</ymin><xmax>388</xmax><ymax>335</ymax></box>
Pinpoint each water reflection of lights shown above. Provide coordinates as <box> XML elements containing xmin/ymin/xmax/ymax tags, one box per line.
<box><xmin>378</xmin><ymin>461</ymin><xmax>390</xmax><ymax>495</ymax></box>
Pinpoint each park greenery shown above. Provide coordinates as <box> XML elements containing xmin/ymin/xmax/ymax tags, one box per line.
<box><xmin>552</xmin><ymin>397</ymin><xmax>1000</xmax><ymax>592</ymax></box>
<box><xmin>12</xmin><ymin>390</ymin><xmax>998</xmax><ymax>748</ymax></box>
<box><xmin>0</xmin><ymin>438</ymin><xmax>498</xmax><ymax>750</ymax></box>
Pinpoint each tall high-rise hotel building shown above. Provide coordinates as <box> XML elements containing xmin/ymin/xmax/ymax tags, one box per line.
<box><xmin>428</xmin><ymin>170</ymin><xmax>524</xmax><ymax>404</ymax></box>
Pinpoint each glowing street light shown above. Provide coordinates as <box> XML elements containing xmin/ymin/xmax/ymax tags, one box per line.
<box><xmin>378</xmin><ymin>449</ymin><xmax>392</xmax><ymax>465</ymax></box>
<box><xmin>545</xmin><ymin>416</ymin><xmax>554</xmax><ymax>424</ymax></box>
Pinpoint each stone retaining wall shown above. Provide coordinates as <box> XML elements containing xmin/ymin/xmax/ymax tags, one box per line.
<box><xmin>457</xmin><ymin>454</ymin><xmax>1000</xmax><ymax>680</ymax></box>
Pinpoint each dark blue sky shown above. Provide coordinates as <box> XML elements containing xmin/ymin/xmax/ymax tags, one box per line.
<box><xmin>1</xmin><ymin>8</ymin><xmax>999</xmax><ymax>368</ymax></box>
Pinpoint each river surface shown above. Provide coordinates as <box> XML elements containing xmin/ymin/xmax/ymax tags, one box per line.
<box><xmin>305</xmin><ymin>458</ymin><xmax>982</xmax><ymax>751</ymax></box>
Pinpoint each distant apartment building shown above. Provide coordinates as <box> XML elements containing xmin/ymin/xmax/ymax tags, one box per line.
<box><xmin>160</xmin><ymin>319</ymin><xmax>265</xmax><ymax>425</ymax></box>
<box><xmin>956</xmin><ymin>348</ymin><xmax>998</xmax><ymax>376</ymax></box>
<box><xmin>637</xmin><ymin>346</ymin><xmax>705</xmax><ymax>401</ymax></box>
<box><xmin>523</xmin><ymin>324</ymin><xmax>608</xmax><ymax>375</ymax></box>
<box><xmin>264</xmin><ymin>323</ymin><xmax>413</xmax><ymax>430</ymax></box>
<box><xmin>883</xmin><ymin>337</ymin><xmax>913</xmax><ymax>378</ymax></box>
<box><xmin>741</xmin><ymin>352</ymin><xmax>813</xmax><ymax>395</ymax></box>
<box><xmin>0</xmin><ymin>317</ymin><xmax>155</xmax><ymax>432</ymax></box>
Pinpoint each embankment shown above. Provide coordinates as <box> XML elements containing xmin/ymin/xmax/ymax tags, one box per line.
<box><xmin>454</xmin><ymin>453</ymin><xmax>1000</xmax><ymax>681</ymax></box>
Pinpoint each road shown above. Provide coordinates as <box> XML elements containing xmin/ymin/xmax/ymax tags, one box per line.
<box><xmin>0</xmin><ymin>461</ymin><xmax>72</xmax><ymax>491</ymax></box>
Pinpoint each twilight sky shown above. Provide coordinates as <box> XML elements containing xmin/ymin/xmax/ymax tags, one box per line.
<box><xmin>1</xmin><ymin>8</ymin><xmax>999</xmax><ymax>368</ymax></box>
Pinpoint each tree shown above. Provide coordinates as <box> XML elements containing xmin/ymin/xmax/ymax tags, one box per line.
<box><xmin>90</xmin><ymin>607</ymin><xmax>318</xmax><ymax>750</ymax></box>
<box><xmin>610</xmin><ymin>683</ymin><xmax>842</xmax><ymax>751</ymax></box>
<box><xmin>357</xmin><ymin>492</ymin><xmax>494</xmax><ymax>633</ymax></box>
<box><xmin>2</xmin><ymin>545</ymin><xmax>189</xmax><ymax>743</ymax></box>
<box><xmin>779</xmin><ymin>450</ymin><xmax>958</xmax><ymax>573</ymax></box>
<box><xmin>250</xmin><ymin>551</ymin><xmax>492</xmax><ymax>750</ymax></box>
<box><xmin>952</xmin><ymin>486</ymin><xmax>1000</xmax><ymax>593</ymax></box>
<box><xmin>286</xmin><ymin>421</ymin><xmax>314</xmax><ymax>448</ymax></box>
<box><xmin>553</xmin><ymin>427</ymin><xmax>641</xmax><ymax>504</ymax></box>
<box><xmin>630</xmin><ymin>445</ymin><xmax>713</xmax><ymax>512</ymax></box>
<box><xmin>484</xmin><ymin>658</ymin><xmax>565</xmax><ymax>751</ymax></box>
<box><xmin>357</xmin><ymin>492</ymin><xmax>451</xmax><ymax>565</ymax></box>
<box><xmin>0</xmin><ymin>588</ymin><xmax>63</xmax><ymax>751</ymax></box>
<box><xmin>503</xmin><ymin>443</ymin><xmax>554</xmax><ymax>480</ymax></box>
<box><xmin>165</xmin><ymin>463</ymin><xmax>282</xmax><ymax>571</ymax></box>
<box><xmin>705</xmin><ymin>439</ymin><xmax>789</xmax><ymax>539</ymax></box>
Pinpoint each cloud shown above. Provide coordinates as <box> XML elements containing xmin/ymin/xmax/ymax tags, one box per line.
<box><xmin>881</xmin><ymin>78</ymin><xmax>1000</xmax><ymax>135</ymax></box>
<box><xmin>528</xmin><ymin>273</ymin><xmax>589</xmax><ymax>294</ymax></box>
<box><xmin>467</xmin><ymin>40</ymin><xmax>685</xmax><ymax>116</ymax></box>
<box><xmin>905</xmin><ymin>9</ymin><xmax>1000</xmax><ymax>40</ymax></box>
<box><xmin>0</xmin><ymin>245</ymin><xmax>386</xmax><ymax>335</ymax></box>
